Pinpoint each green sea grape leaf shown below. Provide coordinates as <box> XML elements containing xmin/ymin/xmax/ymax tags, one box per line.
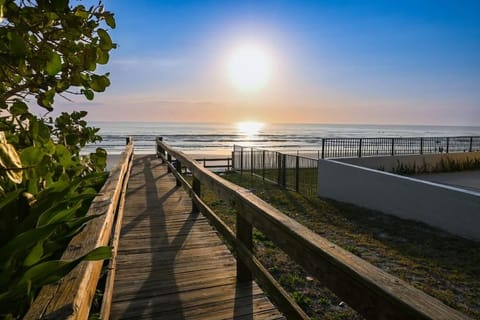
<box><xmin>0</xmin><ymin>224</ymin><xmax>57</xmax><ymax>265</ymax></box>
<box><xmin>83</xmin><ymin>89</ymin><xmax>94</xmax><ymax>100</ymax></box>
<box><xmin>37</xmin><ymin>202</ymin><xmax>81</xmax><ymax>227</ymax></box>
<box><xmin>0</xmin><ymin>189</ymin><xmax>23</xmax><ymax>211</ymax></box>
<box><xmin>10</xmin><ymin>101</ymin><xmax>28</xmax><ymax>116</ymax></box>
<box><xmin>46</xmin><ymin>52</ymin><xmax>62</xmax><ymax>76</ymax></box>
<box><xmin>20</xmin><ymin>147</ymin><xmax>43</xmax><ymax>166</ymax></box>
<box><xmin>84</xmin><ymin>246</ymin><xmax>112</xmax><ymax>260</ymax></box>
<box><xmin>97</xmin><ymin>29</ymin><xmax>113</xmax><ymax>50</ymax></box>
<box><xmin>104</xmin><ymin>12</ymin><xmax>116</xmax><ymax>28</ymax></box>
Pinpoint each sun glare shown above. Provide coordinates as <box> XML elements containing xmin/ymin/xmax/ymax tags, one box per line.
<box><xmin>236</xmin><ymin>121</ymin><xmax>264</xmax><ymax>136</ymax></box>
<box><xmin>227</xmin><ymin>44</ymin><xmax>272</xmax><ymax>92</ymax></box>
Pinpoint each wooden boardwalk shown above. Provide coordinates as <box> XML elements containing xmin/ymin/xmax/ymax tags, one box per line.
<box><xmin>110</xmin><ymin>155</ymin><xmax>285</xmax><ymax>319</ymax></box>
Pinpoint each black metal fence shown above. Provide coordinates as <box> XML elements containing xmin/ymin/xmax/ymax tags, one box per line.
<box><xmin>232</xmin><ymin>136</ymin><xmax>480</xmax><ymax>196</ymax></box>
<box><xmin>321</xmin><ymin>136</ymin><xmax>480</xmax><ymax>158</ymax></box>
<box><xmin>232</xmin><ymin>145</ymin><xmax>318</xmax><ymax>195</ymax></box>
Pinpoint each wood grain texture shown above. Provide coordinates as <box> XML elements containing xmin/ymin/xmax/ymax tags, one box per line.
<box><xmin>100</xmin><ymin>150</ymin><xmax>135</xmax><ymax>320</ymax></box>
<box><xmin>109</xmin><ymin>155</ymin><xmax>284</xmax><ymax>320</ymax></box>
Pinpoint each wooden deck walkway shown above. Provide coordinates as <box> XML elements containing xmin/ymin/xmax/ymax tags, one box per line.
<box><xmin>110</xmin><ymin>155</ymin><xmax>285</xmax><ymax>319</ymax></box>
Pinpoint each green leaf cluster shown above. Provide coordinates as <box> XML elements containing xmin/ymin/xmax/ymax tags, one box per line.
<box><xmin>0</xmin><ymin>0</ymin><xmax>116</xmax><ymax>109</ymax></box>
<box><xmin>0</xmin><ymin>1</ymin><xmax>116</xmax><ymax>318</ymax></box>
<box><xmin>0</xmin><ymin>110</ymin><xmax>111</xmax><ymax>318</ymax></box>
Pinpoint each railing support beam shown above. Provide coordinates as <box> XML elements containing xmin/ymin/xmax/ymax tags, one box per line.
<box><xmin>192</xmin><ymin>176</ymin><xmax>201</xmax><ymax>212</ymax></box>
<box><xmin>167</xmin><ymin>154</ymin><xmax>172</xmax><ymax>173</ymax></box>
<box><xmin>236</xmin><ymin>214</ymin><xmax>253</xmax><ymax>282</ymax></box>
<box><xmin>174</xmin><ymin>160</ymin><xmax>182</xmax><ymax>186</ymax></box>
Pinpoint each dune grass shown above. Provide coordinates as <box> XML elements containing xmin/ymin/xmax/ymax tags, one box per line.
<box><xmin>200</xmin><ymin>171</ymin><xmax>480</xmax><ymax>319</ymax></box>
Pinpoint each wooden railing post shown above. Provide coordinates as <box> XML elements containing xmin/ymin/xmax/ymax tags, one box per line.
<box><xmin>236</xmin><ymin>214</ymin><xmax>253</xmax><ymax>282</ymax></box>
<box><xmin>156</xmin><ymin>137</ymin><xmax>164</xmax><ymax>161</ymax></box>
<box><xmin>192</xmin><ymin>176</ymin><xmax>201</xmax><ymax>212</ymax></box>
<box><xmin>174</xmin><ymin>160</ymin><xmax>182</xmax><ymax>186</ymax></box>
<box><xmin>167</xmin><ymin>154</ymin><xmax>172</xmax><ymax>173</ymax></box>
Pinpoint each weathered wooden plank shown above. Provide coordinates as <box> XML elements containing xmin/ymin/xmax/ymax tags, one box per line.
<box><xmin>100</xmin><ymin>149</ymin><xmax>134</xmax><ymax>320</ymax></box>
<box><xmin>115</xmin><ymin>245</ymin><xmax>231</xmax><ymax>261</ymax></box>
<box><xmin>148</xmin><ymin>294</ymin><xmax>282</xmax><ymax>320</ymax></box>
<box><xmin>110</xmin><ymin>282</ymin><xmax>266</xmax><ymax>318</ymax></box>
<box><xmin>112</xmin><ymin>274</ymin><xmax>238</xmax><ymax>301</ymax></box>
<box><xmin>115</xmin><ymin>259</ymin><xmax>235</xmax><ymax>277</ymax></box>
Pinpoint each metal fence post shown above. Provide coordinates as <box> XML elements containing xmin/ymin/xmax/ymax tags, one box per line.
<box><xmin>470</xmin><ymin>137</ymin><xmax>473</xmax><ymax>152</ymax></box>
<box><xmin>446</xmin><ymin>137</ymin><xmax>450</xmax><ymax>153</ymax></box>
<box><xmin>277</xmin><ymin>152</ymin><xmax>282</xmax><ymax>185</ymax></box>
<box><xmin>420</xmin><ymin>137</ymin><xmax>424</xmax><ymax>155</ymax></box>
<box><xmin>391</xmin><ymin>138</ymin><xmax>395</xmax><ymax>156</ymax></box>
<box><xmin>240</xmin><ymin>147</ymin><xmax>244</xmax><ymax>175</ymax></box>
<box><xmin>281</xmin><ymin>154</ymin><xmax>287</xmax><ymax>187</ymax></box>
<box><xmin>358</xmin><ymin>138</ymin><xmax>363</xmax><ymax>158</ymax></box>
<box><xmin>262</xmin><ymin>150</ymin><xmax>266</xmax><ymax>180</ymax></box>
<box><xmin>321</xmin><ymin>139</ymin><xmax>325</xmax><ymax>159</ymax></box>
<box><xmin>295</xmin><ymin>155</ymin><xmax>300</xmax><ymax>192</ymax></box>
<box><xmin>251</xmin><ymin>147</ymin><xmax>254</xmax><ymax>176</ymax></box>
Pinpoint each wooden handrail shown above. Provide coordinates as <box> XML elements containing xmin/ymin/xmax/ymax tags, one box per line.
<box><xmin>99</xmin><ymin>143</ymin><xmax>135</xmax><ymax>320</ymax></box>
<box><xmin>156</xmin><ymin>137</ymin><xmax>471</xmax><ymax>320</ymax></box>
<box><xmin>25</xmin><ymin>139</ymin><xmax>134</xmax><ymax>320</ymax></box>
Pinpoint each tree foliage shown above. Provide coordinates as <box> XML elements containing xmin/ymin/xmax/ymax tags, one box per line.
<box><xmin>0</xmin><ymin>1</ymin><xmax>116</xmax><ymax>318</ymax></box>
<box><xmin>0</xmin><ymin>0</ymin><xmax>116</xmax><ymax>108</ymax></box>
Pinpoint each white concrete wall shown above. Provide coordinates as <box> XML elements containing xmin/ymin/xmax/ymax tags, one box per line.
<box><xmin>318</xmin><ymin>160</ymin><xmax>480</xmax><ymax>240</ymax></box>
<box><xmin>336</xmin><ymin>152</ymin><xmax>480</xmax><ymax>173</ymax></box>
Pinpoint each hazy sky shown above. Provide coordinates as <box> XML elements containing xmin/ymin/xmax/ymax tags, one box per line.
<box><xmin>61</xmin><ymin>0</ymin><xmax>480</xmax><ymax>125</ymax></box>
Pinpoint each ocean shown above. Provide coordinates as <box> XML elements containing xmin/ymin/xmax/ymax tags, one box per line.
<box><xmin>87</xmin><ymin>122</ymin><xmax>480</xmax><ymax>156</ymax></box>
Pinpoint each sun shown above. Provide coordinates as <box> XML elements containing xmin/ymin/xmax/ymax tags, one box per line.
<box><xmin>236</xmin><ymin>121</ymin><xmax>264</xmax><ymax>136</ymax></box>
<box><xmin>227</xmin><ymin>44</ymin><xmax>272</xmax><ymax>92</ymax></box>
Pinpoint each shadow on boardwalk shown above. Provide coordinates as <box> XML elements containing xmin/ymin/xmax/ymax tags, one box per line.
<box><xmin>110</xmin><ymin>155</ymin><xmax>283</xmax><ymax>319</ymax></box>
